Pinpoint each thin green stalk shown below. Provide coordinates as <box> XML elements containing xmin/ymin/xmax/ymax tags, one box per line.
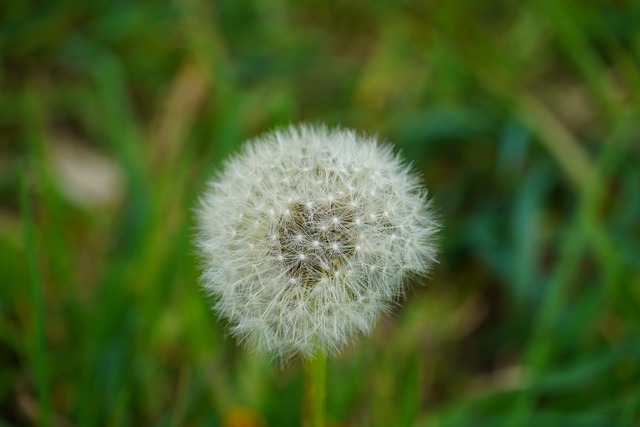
<box><xmin>303</xmin><ymin>352</ymin><xmax>327</xmax><ymax>427</ymax></box>
<box><xmin>20</xmin><ymin>169</ymin><xmax>52</xmax><ymax>427</ymax></box>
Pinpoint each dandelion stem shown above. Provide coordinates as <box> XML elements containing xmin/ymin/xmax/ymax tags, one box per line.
<box><xmin>303</xmin><ymin>352</ymin><xmax>326</xmax><ymax>427</ymax></box>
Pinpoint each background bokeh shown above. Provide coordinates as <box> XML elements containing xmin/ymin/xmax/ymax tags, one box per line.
<box><xmin>2</xmin><ymin>0</ymin><xmax>640</xmax><ymax>425</ymax></box>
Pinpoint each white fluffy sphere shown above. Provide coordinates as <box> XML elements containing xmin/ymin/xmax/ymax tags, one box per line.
<box><xmin>195</xmin><ymin>124</ymin><xmax>438</xmax><ymax>359</ymax></box>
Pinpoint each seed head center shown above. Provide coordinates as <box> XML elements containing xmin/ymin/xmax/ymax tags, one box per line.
<box><xmin>273</xmin><ymin>201</ymin><xmax>356</xmax><ymax>286</ymax></box>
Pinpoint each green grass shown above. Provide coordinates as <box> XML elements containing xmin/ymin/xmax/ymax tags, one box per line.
<box><xmin>19</xmin><ymin>169</ymin><xmax>50</xmax><ymax>426</ymax></box>
<box><xmin>2</xmin><ymin>0</ymin><xmax>640</xmax><ymax>425</ymax></box>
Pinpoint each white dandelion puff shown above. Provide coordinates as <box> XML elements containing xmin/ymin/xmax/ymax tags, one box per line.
<box><xmin>195</xmin><ymin>124</ymin><xmax>439</xmax><ymax>359</ymax></box>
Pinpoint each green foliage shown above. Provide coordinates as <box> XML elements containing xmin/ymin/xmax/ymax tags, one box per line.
<box><xmin>1</xmin><ymin>0</ymin><xmax>639</xmax><ymax>425</ymax></box>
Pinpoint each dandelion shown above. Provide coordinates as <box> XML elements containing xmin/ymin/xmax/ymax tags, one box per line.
<box><xmin>195</xmin><ymin>124</ymin><xmax>439</xmax><ymax>360</ymax></box>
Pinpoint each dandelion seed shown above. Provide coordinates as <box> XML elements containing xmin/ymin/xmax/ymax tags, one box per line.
<box><xmin>195</xmin><ymin>124</ymin><xmax>439</xmax><ymax>359</ymax></box>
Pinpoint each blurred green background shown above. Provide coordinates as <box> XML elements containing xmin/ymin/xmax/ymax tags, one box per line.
<box><xmin>2</xmin><ymin>0</ymin><xmax>640</xmax><ymax>425</ymax></box>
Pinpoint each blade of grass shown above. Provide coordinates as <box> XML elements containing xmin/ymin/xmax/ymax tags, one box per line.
<box><xmin>509</xmin><ymin>115</ymin><xmax>636</xmax><ymax>422</ymax></box>
<box><xmin>20</xmin><ymin>167</ymin><xmax>52</xmax><ymax>427</ymax></box>
<box><xmin>537</xmin><ymin>0</ymin><xmax>616</xmax><ymax>117</ymax></box>
<box><xmin>73</xmin><ymin>46</ymin><xmax>150</xmax><ymax>426</ymax></box>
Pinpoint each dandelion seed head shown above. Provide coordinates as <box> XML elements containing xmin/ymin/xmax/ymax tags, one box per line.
<box><xmin>195</xmin><ymin>124</ymin><xmax>439</xmax><ymax>359</ymax></box>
